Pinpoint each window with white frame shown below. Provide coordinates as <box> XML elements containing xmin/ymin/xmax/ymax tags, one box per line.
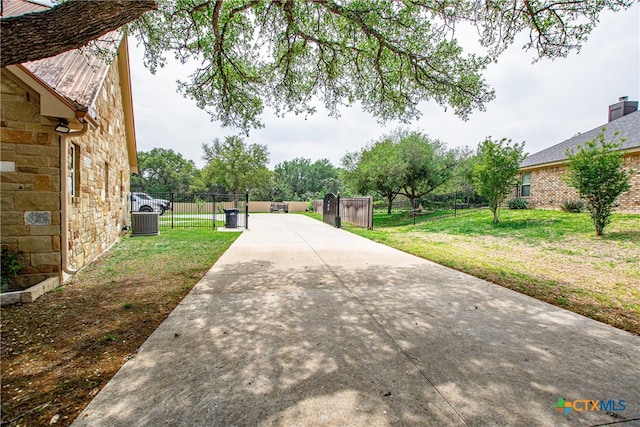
<box><xmin>69</xmin><ymin>144</ymin><xmax>79</xmax><ymax>198</ymax></box>
<box><xmin>521</xmin><ymin>172</ymin><xmax>531</xmax><ymax>197</ymax></box>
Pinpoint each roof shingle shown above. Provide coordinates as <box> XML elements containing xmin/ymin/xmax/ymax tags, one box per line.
<box><xmin>520</xmin><ymin>110</ymin><xmax>640</xmax><ymax>169</ymax></box>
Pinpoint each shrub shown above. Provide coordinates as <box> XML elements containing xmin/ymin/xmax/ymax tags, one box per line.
<box><xmin>561</xmin><ymin>200</ymin><xmax>585</xmax><ymax>213</ymax></box>
<box><xmin>1</xmin><ymin>248</ymin><xmax>26</xmax><ymax>292</ymax></box>
<box><xmin>507</xmin><ymin>198</ymin><xmax>529</xmax><ymax>210</ymax></box>
<box><xmin>473</xmin><ymin>138</ymin><xmax>526</xmax><ymax>223</ymax></box>
<box><xmin>564</xmin><ymin>129</ymin><xmax>630</xmax><ymax>235</ymax></box>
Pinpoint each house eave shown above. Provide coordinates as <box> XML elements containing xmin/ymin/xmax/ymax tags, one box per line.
<box><xmin>117</xmin><ymin>36</ymin><xmax>139</xmax><ymax>175</ymax></box>
<box><xmin>6</xmin><ymin>64</ymin><xmax>98</xmax><ymax>129</ymax></box>
<box><xmin>520</xmin><ymin>146</ymin><xmax>640</xmax><ymax>172</ymax></box>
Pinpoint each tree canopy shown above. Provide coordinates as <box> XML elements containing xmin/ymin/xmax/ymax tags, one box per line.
<box><xmin>202</xmin><ymin>136</ymin><xmax>271</xmax><ymax>194</ymax></box>
<box><xmin>3</xmin><ymin>0</ymin><xmax>632</xmax><ymax>131</ymax></box>
<box><xmin>396</xmin><ymin>130</ymin><xmax>457</xmax><ymax>203</ymax></box>
<box><xmin>131</xmin><ymin>148</ymin><xmax>200</xmax><ymax>194</ymax></box>
<box><xmin>342</xmin><ymin>137</ymin><xmax>404</xmax><ymax>213</ymax></box>
<box><xmin>273</xmin><ymin>158</ymin><xmax>343</xmax><ymax>201</ymax></box>
<box><xmin>342</xmin><ymin>129</ymin><xmax>456</xmax><ymax>211</ymax></box>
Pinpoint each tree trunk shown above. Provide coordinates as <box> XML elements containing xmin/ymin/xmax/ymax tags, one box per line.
<box><xmin>387</xmin><ymin>196</ymin><xmax>393</xmax><ymax>214</ymax></box>
<box><xmin>1</xmin><ymin>0</ymin><xmax>158</xmax><ymax>68</ymax></box>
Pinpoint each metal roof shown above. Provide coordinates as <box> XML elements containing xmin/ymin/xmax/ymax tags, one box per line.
<box><xmin>2</xmin><ymin>0</ymin><xmax>123</xmax><ymax>115</ymax></box>
<box><xmin>520</xmin><ymin>110</ymin><xmax>640</xmax><ymax>169</ymax></box>
<box><xmin>1</xmin><ymin>0</ymin><xmax>48</xmax><ymax>16</ymax></box>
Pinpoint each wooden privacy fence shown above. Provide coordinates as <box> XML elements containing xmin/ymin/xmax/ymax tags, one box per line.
<box><xmin>316</xmin><ymin>194</ymin><xmax>373</xmax><ymax>230</ymax></box>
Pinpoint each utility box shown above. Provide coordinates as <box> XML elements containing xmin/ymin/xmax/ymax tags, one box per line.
<box><xmin>131</xmin><ymin>212</ymin><xmax>159</xmax><ymax>236</ymax></box>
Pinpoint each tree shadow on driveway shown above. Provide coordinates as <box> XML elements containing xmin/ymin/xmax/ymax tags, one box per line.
<box><xmin>73</xmin><ymin>237</ymin><xmax>640</xmax><ymax>426</ymax></box>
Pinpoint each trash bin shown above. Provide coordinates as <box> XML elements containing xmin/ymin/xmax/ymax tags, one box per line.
<box><xmin>223</xmin><ymin>208</ymin><xmax>239</xmax><ymax>228</ymax></box>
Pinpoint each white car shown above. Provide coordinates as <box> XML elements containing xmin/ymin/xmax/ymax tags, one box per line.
<box><xmin>131</xmin><ymin>192</ymin><xmax>171</xmax><ymax>216</ymax></box>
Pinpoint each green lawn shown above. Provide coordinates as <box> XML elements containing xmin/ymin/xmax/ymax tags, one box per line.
<box><xmin>347</xmin><ymin>209</ymin><xmax>640</xmax><ymax>334</ymax></box>
<box><xmin>373</xmin><ymin>207</ymin><xmax>481</xmax><ymax>227</ymax></box>
<box><xmin>158</xmin><ymin>212</ymin><xmax>224</xmax><ymax>228</ymax></box>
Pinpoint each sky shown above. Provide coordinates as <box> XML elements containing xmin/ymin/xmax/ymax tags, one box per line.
<box><xmin>128</xmin><ymin>4</ymin><xmax>639</xmax><ymax>169</ymax></box>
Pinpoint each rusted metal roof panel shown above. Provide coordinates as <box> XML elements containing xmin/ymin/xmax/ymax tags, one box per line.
<box><xmin>1</xmin><ymin>0</ymin><xmax>48</xmax><ymax>17</ymax></box>
<box><xmin>2</xmin><ymin>0</ymin><xmax>123</xmax><ymax>114</ymax></box>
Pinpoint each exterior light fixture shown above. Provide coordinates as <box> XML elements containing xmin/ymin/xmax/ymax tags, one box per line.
<box><xmin>55</xmin><ymin>120</ymin><xmax>70</xmax><ymax>134</ymax></box>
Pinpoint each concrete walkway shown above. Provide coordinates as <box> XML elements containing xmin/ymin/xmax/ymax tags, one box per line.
<box><xmin>74</xmin><ymin>214</ymin><xmax>639</xmax><ymax>426</ymax></box>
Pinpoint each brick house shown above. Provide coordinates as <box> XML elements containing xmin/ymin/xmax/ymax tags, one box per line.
<box><xmin>518</xmin><ymin>98</ymin><xmax>640</xmax><ymax>213</ymax></box>
<box><xmin>1</xmin><ymin>0</ymin><xmax>138</xmax><ymax>292</ymax></box>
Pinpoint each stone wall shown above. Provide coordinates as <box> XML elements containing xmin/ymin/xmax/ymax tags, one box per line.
<box><xmin>66</xmin><ymin>58</ymin><xmax>131</xmax><ymax>272</ymax></box>
<box><xmin>522</xmin><ymin>152</ymin><xmax>640</xmax><ymax>213</ymax></box>
<box><xmin>1</xmin><ymin>57</ymin><xmax>132</xmax><ymax>291</ymax></box>
<box><xmin>1</xmin><ymin>70</ymin><xmax>61</xmax><ymax>290</ymax></box>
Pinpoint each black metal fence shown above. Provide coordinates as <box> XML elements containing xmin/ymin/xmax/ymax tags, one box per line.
<box><xmin>129</xmin><ymin>192</ymin><xmax>248</xmax><ymax>229</ymax></box>
<box><xmin>373</xmin><ymin>190</ymin><xmax>487</xmax><ymax>227</ymax></box>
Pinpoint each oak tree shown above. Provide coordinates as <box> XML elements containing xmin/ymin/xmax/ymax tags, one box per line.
<box><xmin>0</xmin><ymin>0</ymin><xmax>157</xmax><ymax>67</ymax></box>
<box><xmin>342</xmin><ymin>137</ymin><xmax>404</xmax><ymax>213</ymax></box>
<box><xmin>202</xmin><ymin>136</ymin><xmax>271</xmax><ymax>195</ymax></box>
<box><xmin>2</xmin><ymin>0</ymin><xmax>633</xmax><ymax>131</ymax></box>
<box><xmin>396</xmin><ymin>130</ymin><xmax>457</xmax><ymax>205</ymax></box>
<box><xmin>131</xmin><ymin>148</ymin><xmax>199</xmax><ymax>194</ymax></box>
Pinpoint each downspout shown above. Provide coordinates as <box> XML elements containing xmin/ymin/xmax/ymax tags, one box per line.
<box><xmin>60</xmin><ymin>121</ymin><xmax>90</xmax><ymax>277</ymax></box>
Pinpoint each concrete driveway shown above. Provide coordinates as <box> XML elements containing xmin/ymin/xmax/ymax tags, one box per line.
<box><xmin>73</xmin><ymin>214</ymin><xmax>639</xmax><ymax>426</ymax></box>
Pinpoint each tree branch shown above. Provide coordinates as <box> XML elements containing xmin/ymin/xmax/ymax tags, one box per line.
<box><xmin>1</xmin><ymin>0</ymin><xmax>158</xmax><ymax>68</ymax></box>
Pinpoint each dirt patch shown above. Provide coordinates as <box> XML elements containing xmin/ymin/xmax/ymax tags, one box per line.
<box><xmin>1</xmin><ymin>231</ymin><xmax>237</xmax><ymax>426</ymax></box>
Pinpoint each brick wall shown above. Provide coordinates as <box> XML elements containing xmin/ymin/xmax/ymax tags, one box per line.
<box><xmin>522</xmin><ymin>153</ymin><xmax>640</xmax><ymax>213</ymax></box>
<box><xmin>1</xmin><ymin>57</ymin><xmax>132</xmax><ymax>291</ymax></box>
<box><xmin>621</xmin><ymin>153</ymin><xmax>640</xmax><ymax>213</ymax></box>
<box><xmin>1</xmin><ymin>70</ymin><xmax>61</xmax><ymax>290</ymax></box>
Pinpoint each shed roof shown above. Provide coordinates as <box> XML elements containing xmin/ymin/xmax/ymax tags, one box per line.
<box><xmin>520</xmin><ymin>110</ymin><xmax>640</xmax><ymax>169</ymax></box>
<box><xmin>2</xmin><ymin>0</ymin><xmax>123</xmax><ymax>116</ymax></box>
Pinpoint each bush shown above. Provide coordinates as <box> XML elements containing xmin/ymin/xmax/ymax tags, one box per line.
<box><xmin>1</xmin><ymin>248</ymin><xmax>25</xmax><ymax>292</ymax></box>
<box><xmin>507</xmin><ymin>198</ymin><xmax>529</xmax><ymax>210</ymax></box>
<box><xmin>561</xmin><ymin>200</ymin><xmax>585</xmax><ymax>213</ymax></box>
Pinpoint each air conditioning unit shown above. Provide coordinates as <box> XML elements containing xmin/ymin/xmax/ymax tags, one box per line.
<box><xmin>131</xmin><ymin>212</ymin><xmax>159</xmax><ymax>236</ymax></box>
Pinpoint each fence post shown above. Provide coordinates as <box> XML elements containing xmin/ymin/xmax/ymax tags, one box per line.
<box><xmin>171</xmin><ymin>193</ymin><xmax>175</xmax><ymax>229</ymax></box>
<box><xmin>413</xmin><ymin>198</ymin><xmax>416</xmax><ymax>226</ymax></box>
<box><xmin>245</xmin><ymin>192</ymin><xmax>249</xmax><ymax>229</ymax></box>
<box><xmin>454</xmin><ymin>190</ymin><xmax>457</xmax><ymax>218</ymax></box>
<box><xmin>336</xmin><ymin>193</ymin><xmax>341</xmax><ymax>228</ymax></box>
<box><xmin>212</xmin><ymin>194</ymin><xmax>216</xmax><ymax>230</ymax></box>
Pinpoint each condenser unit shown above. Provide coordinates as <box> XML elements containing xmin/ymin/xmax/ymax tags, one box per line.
<box><xmin>131</xmin><ymin>212</ymin><xmax>159</xmax><ymax>236</ymax></box>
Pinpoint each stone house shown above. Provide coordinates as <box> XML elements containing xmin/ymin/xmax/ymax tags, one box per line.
<box><xmin>1</xmin><ymin>0</ymin><xmax>138</xmax><ymax>292</ymax></box>
<box><xmin>518</xmin><ymin>98</ymin><xmax>640</xmax><ymax>213</ymax></box>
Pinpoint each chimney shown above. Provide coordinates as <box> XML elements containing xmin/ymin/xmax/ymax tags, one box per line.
<box><xmin>608</xmin><ymin>96</ymin><xmax>638</xmax><ymax>122</ymax></box>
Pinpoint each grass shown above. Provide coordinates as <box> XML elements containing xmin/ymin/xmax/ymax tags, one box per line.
<box><xmin>348</xmin><ymin>209</ymin><xmax>640</xmax><ymax>335</ymax></box>
<box><xmin>158</xmin><ymin>213</ymin><xmax>224</xmax><ymax>229</ymax></box>
<box><xmin>372</xmin><ymin>207</ymin><xmax>483</xmax><ymax>228</ymax></box>
<box><xmin>1</xmin><ymin>229</ymin><xmax>239</xmax><ymax>426</ymax></box>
